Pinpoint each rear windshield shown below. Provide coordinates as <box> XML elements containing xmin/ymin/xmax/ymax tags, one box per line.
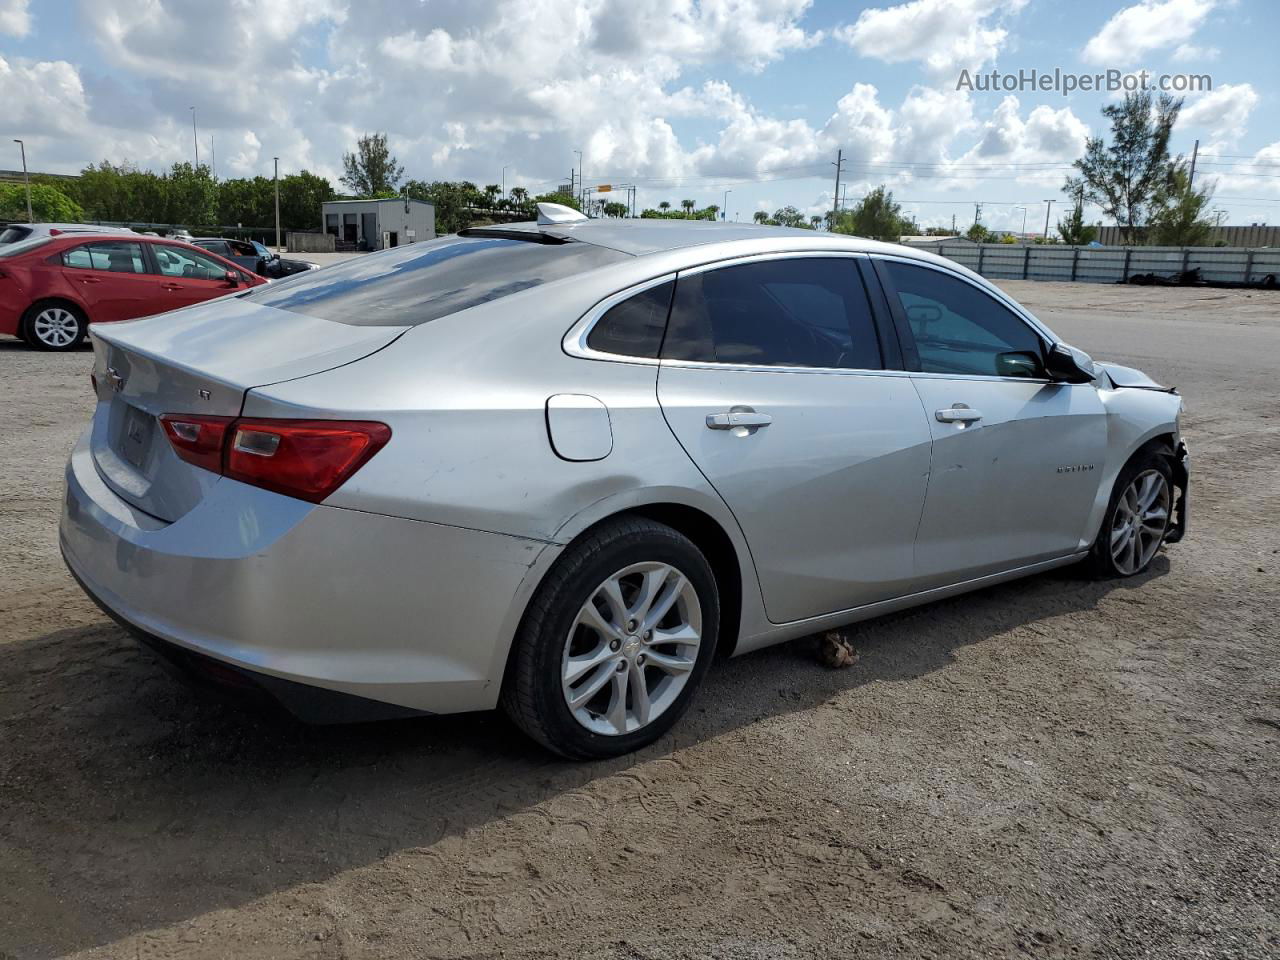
<box><xmin>0</xmin><ymin>235</ymin><xmax>52</xmax><ymax>257</ymax></box>
<box><xmin>240</xmin><ymin>234</ymin><xmax>628</xmax><ymax>326</ymax></box>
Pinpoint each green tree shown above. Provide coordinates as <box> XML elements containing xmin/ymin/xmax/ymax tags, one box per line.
<box><xmin>831</xmin><ymin>185</ymin><xmax>907</xmax><ymax>241</ymax></box>
<box><xmin>680</xmin><ymin>199</ymin><xmax>695</xmax><ymax>217</ymax></box>
<box><xmin>602</xmin><ymin>200</ymin><xmax>628</xmax><ymax>218</ymax></box>
<box><xmin>1057</xmin><ymin>195</ymin><xmax>1098</xmax><ymax>245</ymax></box>
<box><xmin>509</xmin><ymin>186</ymin><xmax>528</xmax><ymax>207</ymax></box>
<box><xmin>483</xmin><ymin>184</ymin><xmax>501</xmax><ymax>208</ymax></box>
<box><xmin>162</xmin><ymin>162</ymin><xmax>218</xmax><ymax>226</ymax></box>
<box><xmin>277</xmin><ymin>170</ymin><xmax>336</xmax><ymax>230</ymax></box>
<box><xmin>1150</xmin><ymin>166</ymin><xmax>1214</xmax><ymax>246</ymax></box>
<box><xmin>659</xmin><ymin>201</ymin><xmax>671</xmax><ymax>214</ymax></box>
<box><xmin>810</xmin><ymin>215</ymin><xmax>823</xmax><ymax>229</ymax></box>
<box><xmin>341</xmin><ymin>132</ymin><xmax>404</xmax><ymax>196</ymax></box>
<box><xmin>0</xmin><ymin>182</ymin><xmax>83</xmax><ymax>222</ymax></box>
<box><xmin>1066</xmin><ymin>90</ymin><xmax>1182</xmax><ymax>244</ymax></box>
<box><xmin>770</xmin><ymin>205</ymin><xmax>808</xmax><ymax>228</ymax></box>
<box><xmin>752</xmin><ymin>210</ymin><xmax>768</xmax><ymax>224</ymax></box>
<box><xmin>965</xmin><ymin>222</ymin><xmax>992</xmax><ymax>243</ymax></box>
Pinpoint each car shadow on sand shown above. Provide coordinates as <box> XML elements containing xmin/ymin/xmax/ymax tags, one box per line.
<box><xmin>0</xmin><ymin>559</ymin><xmax>1168</xmax><ymax>957</ymax></box>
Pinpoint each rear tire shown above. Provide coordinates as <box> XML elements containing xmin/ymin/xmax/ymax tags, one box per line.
<box><xmin>23</xmin><ymin>302</ymin><xmax>87</xmax><ymax>351</ymax></box>
<box><xmin>501</xmin><ymin>517</ymin><xmax>719</xmax><ymax>760</ymax></box>
<box><xmin>1086</xmin><ymin>450</ymin><xmax>1174</xmax><ymax>578</ymax></box>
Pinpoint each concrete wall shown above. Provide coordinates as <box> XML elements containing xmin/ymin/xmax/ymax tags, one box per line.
<box><xmin>928</xmin><ymin>243</ymin><xmax>1280</xmax><ymax>286</ymax></box>
<box><xmin>1095</xmin><ymin>224</ymin><xmax>1280</xmax><ymax>248</ymax></box>
<box><xmin>320</xmin><ymin>200</ymin><xmax>436</xmax><ymax>250</ymax></box>
<box><xmin>287</xmin><ymin>231</ymin><xmax>336</xmax><ymax>253</ymax></box>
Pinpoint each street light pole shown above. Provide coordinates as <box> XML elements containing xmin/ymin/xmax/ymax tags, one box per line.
<box><xmin>1014</xmin><ymin>206</ymin><xmax>1027</xmax><ymax>240</ymax></box>
<box><xmin>190</xmin><ymin>107</ymin><xmax>199</xmax><ymax>168</ymax></box>
<box><xmin>1043</xmin><ymin>200</ymin><xmax>1054</xmax><ymax>241</ymax></box>
<box><xmin>501</xmin><ymin>165</ymin><xmax>508</xmax><ymax>200</ymax></box>
<box><xmin>13</xmin><ymin>139</ymin><xmax>32</xmax><ymax>223</ymax></box>
<box><xmin>273</xmin><ymin>157</ymin><xmax>281</xmax><ymax>252</ymax></box>
<box><xmin>723</xmin><ymin>188</ymin><xmax>731</xmax><ymax>221</ymax></box>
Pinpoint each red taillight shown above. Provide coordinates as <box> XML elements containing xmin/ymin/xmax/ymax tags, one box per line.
<box><xmin>159</xmin><ymin>415</ymin><xmax>234</xmax><ymax>473</ymax></box>
<box><xmin>159</xmin><ymin>415</ymin><xmax>390</xmax><ymax>503</ymax></box>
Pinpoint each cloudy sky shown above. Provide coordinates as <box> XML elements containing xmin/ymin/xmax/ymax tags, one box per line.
<box><xmin>1</xmin><ymin>0</ymin><xmax>1275</xmax><ymax>231</ymax></box>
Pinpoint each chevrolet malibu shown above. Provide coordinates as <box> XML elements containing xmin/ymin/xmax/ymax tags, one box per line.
<box><xmin>61</xmin><ymin>205</ymin><xmax>1188</xmax><ymax>758</ymax></box>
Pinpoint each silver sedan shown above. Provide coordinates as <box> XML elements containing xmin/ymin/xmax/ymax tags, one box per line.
<box><xmin>61</xmin><ymin>204</ymin><xmax>1188</xmax><ymax>758</ymax></box>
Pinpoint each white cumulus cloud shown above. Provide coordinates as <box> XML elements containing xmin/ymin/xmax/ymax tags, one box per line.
<box><xmin>1081</xmin><ymin>0</ymin><xmax>1217</xmax><ymax>65</ymax></box>
<box><xmin>834</xmin><ymin>0</ymin><xmax>1028</xmax><ymax>74</ymax></box>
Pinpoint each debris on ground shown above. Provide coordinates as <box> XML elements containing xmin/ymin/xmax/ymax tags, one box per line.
<box><xmin>818</xmin><ymin>630</ymin><xmax>859</xmax><ymax>668</ymax></box>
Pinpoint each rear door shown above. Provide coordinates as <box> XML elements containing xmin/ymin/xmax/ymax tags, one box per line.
<box><xmin>60</xmin><ymin>240</ymin><xmax>156</xmax><ymax>323</ymax></box>
<box><xmin>872</xmin><ymin>256</ymin><xmax>1107</xmax><ymax>585</ymax></box>
<box><xmin>148</xmin><ymin>242</ymin><xmax>245</xmax><ymax>309</ymax></box>
<box><xmin>656</xmin><ymin>254</ymin><xmax>934</xmax><ymax>624</ymax></box>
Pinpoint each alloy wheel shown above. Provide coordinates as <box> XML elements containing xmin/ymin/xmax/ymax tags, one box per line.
<box><xmin>1110</xmin><ymin>469</ymin><xmax>1170</xmax><ymax>575</ymax></box>
<box><xmin>561</xmin><ymin>561</ymin><xmax>702</xmax><ymax>736</ymax></box>
<box><xmin>32</xmin><ymin>308</ymin><xmax>81</xmax><ymax>348</ymax></box>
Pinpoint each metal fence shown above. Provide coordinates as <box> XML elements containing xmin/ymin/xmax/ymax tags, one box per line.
<box><xmin>929</xmin><ymin>243</ymin><xmax>1280</xmax><ymax>287</ymax></box>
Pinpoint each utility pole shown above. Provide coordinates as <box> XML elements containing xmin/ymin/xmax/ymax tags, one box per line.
<box><xmin>13</xmin><ymin>139</ymin><xmax>32</xmax><ymax>223</ymax></box>
<box><xmin>273</xmin><ymin>157</ymin><xmax>281</xmax><ymax>252</ymax></box>
<box><xmin>723</xmin><ymin>188</ymin><xmax>731</xmax><ymax>221</ymax></box>
<box><xmin>951</xmin><ymin>213</ymin><xmax>956</xmax><ymax>233</ymax></box>
<box><xmin>210</xmin><ymin>135</ymin><xmax>215</xmax><ymax>179</ymax></box>
<box><xmin>974</xmin><ymin>203</ymin><xmax>983</xmax><ymax>227</ymax></box>
<box><xmin>190</xmin><ymin>107</ymin><xmax>199</xmax><ymax>168</ymax></box>
<box><xmin>573</xmin><ymin>149</ymin><xmax>583</xmax><ymax>209</ymax></box>
<box><xmin>1189</xmin><ymin>138</ymin><xmax>1199</xmax><ymax>189</ymax></box>
<box><xmin>830</xmin><ymin>148</ymin><xmax>844</xmax><ymax>224</ymax></box>
<box><xmin>1043</xmin><ymin>199</ymin><xmax>1054</xmax><ymax>240</ymax></box>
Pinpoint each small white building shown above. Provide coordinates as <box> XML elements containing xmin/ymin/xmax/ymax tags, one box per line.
<box><xmin>321</xmin><ymin>198</ymin><xmax>436</xmax><ymax>251</ymax></box>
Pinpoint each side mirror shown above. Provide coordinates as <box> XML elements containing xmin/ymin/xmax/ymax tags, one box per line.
<box><xmin>994</xmin><ymin>350</ymin><xmax>1044</xmax><ymax>379</ymax></box>
<box><xmin>222</xmin><ymin>270</ymin><xmax>241</xmax><ymax>286</ymax></box>
<box><xmin>1045</xmin><ymin>343</ymin><xmax>1096</xmax><ymax>383</ymax></box>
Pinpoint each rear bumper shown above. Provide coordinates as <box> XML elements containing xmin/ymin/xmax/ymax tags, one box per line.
<box><xmin>60</xmin><ymin>428</ymin><xmax>554</xmax><ymax>719</ymax></box>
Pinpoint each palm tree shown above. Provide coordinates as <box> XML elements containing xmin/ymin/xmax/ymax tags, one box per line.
<box><xmin>752</xmin><ymin>211</ymin><xmax>768</xmax><ymax>224</ymax></box>
<box><xmin>810</xmin><ymin>215</ymin><xmax>823</xmax><ymax>229</ymax></box>
<box><xmin>680</xmin><ymin>199</ymin><xmax>695</xmax><ymax>217</ymax></box>
<box><xmin>659</xmin><ymin>201</ymin><xmax>671</xmax><ymax>215</ymax></box>
<box><xmin>509</xmin><ymin>186</ymin><xmax>528</xmax><ymax>205</ymax></box>
<box><xmin>705</xmin><ymin>204</ymin><xmax>719</xmax><ymax>221</ymax></box>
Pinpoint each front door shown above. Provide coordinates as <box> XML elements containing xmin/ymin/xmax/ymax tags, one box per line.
<box><xmin>874</xmin><ymin>257</ymin><xmax>1107</xmax><ymax>585</ymax></box>
<box><xmin>148</xmin><ymin>243</ymin><xmax>241</xmax><ymax>311</ymax></box>
<box><xmin>656</xmin><ymin>255</ymin><xmax>933</xmax><ymax>624</ymax></box>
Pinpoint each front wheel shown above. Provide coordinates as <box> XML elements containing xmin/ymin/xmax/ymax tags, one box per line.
<box><xmin>23</xmin><ymin>303</ymin><xmax>87</xmax><ymax>351</ymax></box>
<box><xmin>501</xmin><ymin>517</ymin><xmax>719</xmax><ymax>759</ymax></box>
<box><xmin>1087</xmin><ymin>452</ymin><xmax>1174</xmax><ymax>578</ymax></box>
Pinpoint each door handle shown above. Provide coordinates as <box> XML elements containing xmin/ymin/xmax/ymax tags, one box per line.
<box><xmin>935</xmin><ymin>406</ymin><xmax>983</xmax><ymax>424</ymax></box>
<box><xmin>161</xmin><ymin>283</ymin><xmax>184</xmax><ymax>291</ymax></box>
<box><xmin>76</xmin><ymin>276</ymin><xmax>102</xmax><ymax>284</ymax></box>
<box><xmin>706</xmin><ymin>409</ymin><xmax>772</xmax><ymax>430</ymax></box>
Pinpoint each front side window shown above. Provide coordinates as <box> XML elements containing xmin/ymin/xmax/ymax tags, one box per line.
<box><xmin>153</xmin><ymin>244</ymin><xmax>236</xmax><ymax>280</ymax></box>
<box><xmin>881</xmin><ymin>260</ymin><xmax>1045</xmax><ymax>377</ymax></box>
<box><xmin>663</xmin><ymin>257</ymin><xmax>882</xmax><ymax>370</ymax></box>
<box><xmin>62</xmin><ymin>241</ymin><xmax>147</xmax><ymax>273</ymax></box>
<box><xmin>240</xmin><ymin>234</ymin><xmax>627</xmax><ymax>326</ymax></box>
<box><xmin>585</xmin><ymin>280</ymin><xmax>674</xmax><ymax>358</ymax></box>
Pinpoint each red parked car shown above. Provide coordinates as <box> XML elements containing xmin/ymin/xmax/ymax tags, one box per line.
<box><xmin>0</xmin><ymin>234</ymin><xmax>268</xmax><ymax>350</ymax></box>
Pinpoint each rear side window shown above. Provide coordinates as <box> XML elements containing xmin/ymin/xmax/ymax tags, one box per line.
<box><xmin>663</xmin><ymin>258</ymin><xmax>882</xmax><ymax>369</ymax></box>
<box><xmin>586</xmin><ymin>281</ymin><xmax>674</xmax><ymax>358</ymax></box>
<box><xmin>0</xmin><ymin>225</ymin><xmax>33</xmax><ymax>244</ymax></box>
<box><xmin>63</xmin><ymin>241</ymin><xmax>147</xmax><ymax>273</ymax></box>
<box><xmin>241</xmin><ymin>234</ymin><xmax>628</xmax><ymax>326</ymax></box>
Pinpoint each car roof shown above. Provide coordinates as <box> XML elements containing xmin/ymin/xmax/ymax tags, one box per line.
<box><xmin>466</xmin><ymin>217</ymin><xmax>955</xmax><ymax>263</ymax></box>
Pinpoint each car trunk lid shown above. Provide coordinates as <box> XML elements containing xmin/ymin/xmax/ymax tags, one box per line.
<box><xmin>89</xmin><ymin>296</ymin><xmax>408</xmax><ymax>522</ymax></box>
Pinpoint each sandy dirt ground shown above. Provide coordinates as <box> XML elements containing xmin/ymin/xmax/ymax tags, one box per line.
<box><xmin>0</xmin><ymin>281</ymin><xmax>1276</xmax><ymax>959</ymax></box>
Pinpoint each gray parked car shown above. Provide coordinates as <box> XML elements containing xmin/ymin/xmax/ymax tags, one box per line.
<box><xmin>61</xmin><ymin>204</ymin><xmax>1188</xmax><ymax>758</ymax></box>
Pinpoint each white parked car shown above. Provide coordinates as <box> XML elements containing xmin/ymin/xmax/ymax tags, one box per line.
<box><xmin>0</xmin><ymin>222</ymin><xmax>136</xmax><ymax>245</ymax></box>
